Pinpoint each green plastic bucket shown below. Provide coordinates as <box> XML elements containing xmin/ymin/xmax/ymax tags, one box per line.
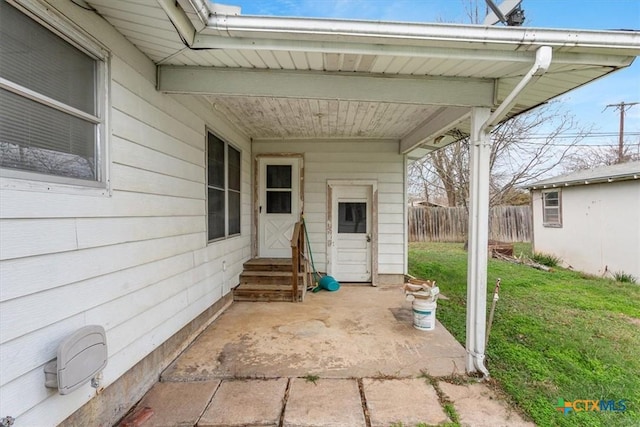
<box><xmin>318</xmin><ymin>275</ymin><xmax>340</xmax><ymax>291</ymax></box>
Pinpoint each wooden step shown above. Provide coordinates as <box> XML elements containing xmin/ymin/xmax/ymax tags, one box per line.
<box><xmin>242</xmin><ymin>258</ymin><xmax>292</xmax><ymax>272</ymax></box>
<box><xmin>233</xmin><ymin>283</ymin><xmax>304</xmax><ymax>302</ymax></box>
<box><xmin>239</xmin><ymin>271</ymin><xmax>303</xmax><ymax>286</ymax></box>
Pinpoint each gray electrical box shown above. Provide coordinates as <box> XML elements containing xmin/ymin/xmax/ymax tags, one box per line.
<box><xmin>44</xmin><ymin>325</ymin><xmax>107</xmax><ymax>395</ymax></box>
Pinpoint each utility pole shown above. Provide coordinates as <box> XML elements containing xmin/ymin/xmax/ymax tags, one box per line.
<box><xmin>605</xmin><ymin>101</ymin><xmax>639</xmax><ymax>163</ymax></box>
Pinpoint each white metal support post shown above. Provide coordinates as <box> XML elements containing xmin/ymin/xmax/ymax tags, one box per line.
<box><xmin>465</xmin><ymin>106</ymin><xmax>492</xmax><ymax>376</ymax></box>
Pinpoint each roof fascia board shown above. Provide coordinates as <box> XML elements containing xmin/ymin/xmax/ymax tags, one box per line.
<box><xmin>527</xmin><ymin>172</ymin><xmax>640</xmax><ymax>189</ymax></box>
<box><xmin>400</xmin><ymin>107</ymin><xmax>470</xmax><ymax>154</ymax></box>
<box><xmin>204</xmin><ymin>15</ymin><xmax>640</xmax><ymax>54</ymax></box>
<box><xmin>157</xmin><ymin>66</ymin><xmax>495</xmax><ymax>107</ymax></box>
<box><xmin>192</xmin><ymin>34</ymin><xmax>634</xmax><ymax>68</ymax></box>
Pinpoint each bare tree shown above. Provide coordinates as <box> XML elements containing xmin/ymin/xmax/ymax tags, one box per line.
<box><xmin>564</xmin><ymin>140</ymin><xmax>640</xmax><ymax>172</ymax></box>
<box><xmin>409</xmin><ymin>102</ymin><xmax>589</xmax><ymax>207</ymax></box>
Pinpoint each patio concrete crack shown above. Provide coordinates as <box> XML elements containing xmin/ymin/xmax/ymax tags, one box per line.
<box><xmin>357</xmin><ymin>378</ymin><xmax>372</xmax><ymax>427</ymax></box>
<box><xmin>278</xmin><ymin>378</ymin><xmax>292</xmax><ymax>427</ymax></box>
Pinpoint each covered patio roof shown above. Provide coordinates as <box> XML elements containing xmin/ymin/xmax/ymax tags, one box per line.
<box><xmin>80</xmin><ymin>0</ymin><xmax>640</xmax><ymax>376</ymax></box>
<box><xmin>84</xmin><ymin>0</ymin><xmax>639</xmax><ymax>158</ymax></box>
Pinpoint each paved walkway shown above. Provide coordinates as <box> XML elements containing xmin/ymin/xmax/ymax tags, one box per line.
<box><xmin>119</xmin><ymin>286</ymin><xmax>533</xmax><ymax>426</ymax></box>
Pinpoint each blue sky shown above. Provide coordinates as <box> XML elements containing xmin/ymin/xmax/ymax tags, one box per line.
<box><xmin>230</xmin><ymin>0</ymin><xmax>640</xmax><ymax>146</ymax></box>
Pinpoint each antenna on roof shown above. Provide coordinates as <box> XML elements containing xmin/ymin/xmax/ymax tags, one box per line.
<box><xmin>483</xmin><ymin>0</ymin><xmax>525</xmax><ymax>26</ymax></box>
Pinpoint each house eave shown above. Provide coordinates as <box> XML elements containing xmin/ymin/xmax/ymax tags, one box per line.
<box><xmin>527</xmin><ymin>173</ymin><xmax>640</xmax><ymax>190</ymax></box>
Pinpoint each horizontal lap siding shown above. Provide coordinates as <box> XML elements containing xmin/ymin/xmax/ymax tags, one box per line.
<box><xmin>0</xmin><ymin>2</ymin><xmax>251</xmax><ymax>424</ymax></box>
<box><xmin>253</xmin><ymin>140</ymin><xmax>405</xmax><ymax>275</ymax></box>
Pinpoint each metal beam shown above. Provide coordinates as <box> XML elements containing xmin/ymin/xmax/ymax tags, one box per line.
<box><xmin>400</xmin><ymin>107</ymin><xmax>470</xmax><ymax>154</ymax></box>
<box><xmin>157</xmin><ymin>66</ymin><xmax>495</xmax><ymax>107</ymax></box>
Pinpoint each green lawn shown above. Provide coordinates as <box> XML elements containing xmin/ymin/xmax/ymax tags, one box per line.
<box><xmin>409</xmin><ymin>242</ymin><xmax>640</xmax><ymax>427</ymax></box>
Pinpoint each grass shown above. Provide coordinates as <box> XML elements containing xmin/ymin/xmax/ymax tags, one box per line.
<box><xmin>531</xmin><ymin>251</ymin><xmax>563</xmax><ymax>267</ymax></box>
<box><xmin>409</xmin><ymin>242</ymin><xmax>640</xmax><ymax>427</ymax></box>
<box><xmin>614</xmin><ymin>271</ymin><xmax>638</xmax><ymax>284</ymax></box>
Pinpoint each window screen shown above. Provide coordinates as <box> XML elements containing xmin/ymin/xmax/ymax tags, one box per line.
<box><xmin>0</xmin><ymin>2</ymin><xmax>101</xmax><ymax>181</ymax></box>
<box><xmin>207</xmin><ymin>131</ymin><xmax>241</xmax><ymax>241</ymax></box>
<box><xmin>542</xmin><ymin>190</ymin><xmax>561</xmax><ymax>227</ymax></box>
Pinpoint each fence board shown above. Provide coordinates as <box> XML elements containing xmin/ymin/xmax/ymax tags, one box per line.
<box><xmin>409</xmin><ymin>206</ymin><xmax>531</xmax><ymax>242</ymax></box>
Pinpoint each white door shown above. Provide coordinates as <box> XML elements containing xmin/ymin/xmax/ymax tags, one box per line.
<box><xmin>258</xmin><ymin>157</ymin><xmax>300</xmax><ymax>258</ymax></box>
<box><xmin>330</xmin><ymin>186</ymin><xmax>372</xmax><ymax>282</ymax></box>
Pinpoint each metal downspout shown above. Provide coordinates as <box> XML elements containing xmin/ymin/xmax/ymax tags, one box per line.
<box><xmin>470</xmin><ymin>45</ymin><xmax>552</xmax><ymax>379</ymax></box>
<box><xmin>482</xmin><ymin>45</ymin><xmax>553</xmax><ymax>133</ymax></box>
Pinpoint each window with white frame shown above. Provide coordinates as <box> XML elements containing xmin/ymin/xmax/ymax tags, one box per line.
<box><xmin>542</xmin><ymin>190</ymin><xmax>562</xmax><ymax>227</ymax></box>
<box><xmin>207</xmin><ymin>131</ymin><xmax>241</xmax><ymax>241</ymax></box>
<box><xmin>0</xmin><ymin>1</ymin><xmax>107</xmax><ymax>185</ymax></box>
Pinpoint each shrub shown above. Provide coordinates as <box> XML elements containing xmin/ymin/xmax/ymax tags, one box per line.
<box><xmin>614</xmin><ymin>271</ymin><xmax>637</xmax><ymax>284</ymax></box>
<box><xmin>531</xmin><ymin>252</ymin><xmax>562</xmax><ymax>267</ymax></box>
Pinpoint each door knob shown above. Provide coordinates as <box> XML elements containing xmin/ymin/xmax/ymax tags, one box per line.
<box><xmin>366</xmin><ymin>234</ymin><xmax>371</xmax><ymax>242</ymax></box>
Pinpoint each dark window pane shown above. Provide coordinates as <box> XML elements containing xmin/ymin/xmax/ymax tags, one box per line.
<box><xmin>267</xmin><ymin>191</ymin><xmax>291</xmax><ymax>214</ymax></box>
<box><xmin>0</xmin><ymin>88</ymin><xmax>96</xmax><ymax>180</ymax></box>
<box><xmin>338</xmin><ymin>202</ymin><xmax>367</xmax><ymax>233</ymax></box>
<box><xmin>266</xmin><ymin>165</ymin><xmax>291</xmax><ymax>189</ymax></box>
<box><xmin>207</xmin><ymin>133</ymin><xmax>224</xmax><ymax>188</ymax></box>
<box><xmin>0</xmin><ymin>1</ymin><xmax>96</xmax><ymax>115</ymax></box>
<box><xmin>228</xmin><ymin>190</ymin><xmax>240</xmax><ymax>235</ymax></box>
<box><xmin>228</xmin><ymin>145</ymin><xmax>241</xmax><ymax>191</ymax></box>
<box><xmin>208</xmin><ymin>188</ymin><xmax>225</xmax><ymax>240</ymax></box>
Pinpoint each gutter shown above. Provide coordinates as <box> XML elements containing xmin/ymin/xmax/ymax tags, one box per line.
<box><xmin>203</xmin><ymin>14</ymin><xmax>640</xmax><ymax>53</ymax></box>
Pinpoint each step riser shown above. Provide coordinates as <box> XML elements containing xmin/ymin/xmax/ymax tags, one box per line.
<box><xmin>239</xmin><ymin>276</ymin><xmax>303</xmax><ymax>286</ymax></box>
<box><xmin>242</xmin><ymin>264</ymin><xmax>292</xmax><ymax>272</ymax></box>
<box><xmin>233</xmin><ymin>289</ymin><xmax>303</xmax><ymax>302</ymax></box>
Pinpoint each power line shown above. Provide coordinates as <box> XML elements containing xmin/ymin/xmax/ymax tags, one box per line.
<box><xmin>525</xmin><ymin>132</ymin><xmax>640</xmax><ymax>140</ymax></box>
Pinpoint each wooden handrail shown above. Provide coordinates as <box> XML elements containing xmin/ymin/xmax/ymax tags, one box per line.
<box><xmin>291</xmin><ymin>222</ymin><xmax>302</xmax><ymax>249</ymax></box>
<box><xmin>290</xmin><ymin>220</ymin><xmax>305</xmax><ymax>302</ymax></box>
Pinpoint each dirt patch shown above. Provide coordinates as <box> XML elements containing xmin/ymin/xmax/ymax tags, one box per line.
<box><xmin>621</xmin><ymin>315</ymin><xmax>640</xmax><ymax>327</ymax></box>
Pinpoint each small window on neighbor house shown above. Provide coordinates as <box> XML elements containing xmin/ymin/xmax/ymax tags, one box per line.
<box><xmin>0</xmin><ymin>1</ymin><xmax>107</xmax><ymax>185</ymax></box>
<box><xmin>207</xmin><ymin>131</ymin><xmax>241</xmax><ymax>241</ymax></box>
<box><xmin>542</xmin><ymin>190</ymin><xmax>561</xmax><ymax>227</ymax></box>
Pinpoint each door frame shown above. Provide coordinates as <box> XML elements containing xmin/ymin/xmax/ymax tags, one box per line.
<box><xmin>327</xmin><ymin>180</ymin><xmax>378</xmax><ymax>285</ymax></box>
<box><xmin>253</xmin><ymin>153</ymin><xmax>304</xmax><ymax>258</ymax></box>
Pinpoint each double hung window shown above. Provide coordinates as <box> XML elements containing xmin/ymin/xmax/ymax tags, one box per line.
<box><xmin>0</xmin><ymin>1</ymin><xmax>108</xmax><ymax>186</ymax></box>
<box><xmin>207</xmin><ymin>131</ymin><xmax>240</xmax><ymax>241</ymax></box>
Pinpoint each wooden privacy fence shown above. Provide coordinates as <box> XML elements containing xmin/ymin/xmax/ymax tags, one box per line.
<box><xmin>409</xmin><ymin>206</ymin><xmax>532</xmax><ymax>243</ymax></box>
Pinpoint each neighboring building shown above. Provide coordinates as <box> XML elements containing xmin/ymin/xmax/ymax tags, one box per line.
<box><xmin>0</xmin><ymin>0</ymin><xmax>638</xmax><ymax>425</ymax></box>
<box><xmin>528</xmin><ymin>162</ymin><xmax>640</xmax><ymax>279</ymax></box>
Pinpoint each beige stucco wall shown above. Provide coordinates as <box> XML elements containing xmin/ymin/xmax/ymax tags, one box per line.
<box><xmin>532</xmin><ymin>180</ymin><xmax>640</xmax><ymax>279</ymax></box>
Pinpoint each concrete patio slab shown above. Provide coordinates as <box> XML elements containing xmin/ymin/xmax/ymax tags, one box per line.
<box><xmin>130</xmin><ymin>380</ymin><xmax>219</xmax><ymax>427</ymax></box>
<box><xmin>438</xmin><ymin>381</ymin><xmax>534</xmax><ymax>427</ymax></box>
<box><xmin>283</xmin><ymin>378</ymin><xmax>366</xmax><ymax>427</ymax></box>
<box><xmin>198</xmin><ymin>378</ymin><xmax>288</xmax><ymax>427</ymax></box>
<box><xmin>162</xmin><ymin>286</ymin><xmax>466</xmax><ymax>382</ymax></box>
<box><xmin>363</xmin><ymin>378</ymin><xmax>450</xmax><ymax>426</ymax></box>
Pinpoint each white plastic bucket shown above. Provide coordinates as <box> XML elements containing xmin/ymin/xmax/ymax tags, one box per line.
<box><xmin>412</xmin><ymin>299</ymin><xmax>437</xmax><ymax>331</ymax></box>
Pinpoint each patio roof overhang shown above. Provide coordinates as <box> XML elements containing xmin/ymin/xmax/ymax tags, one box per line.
<box><xmin>84</xmin><ymin>0</ymin><xmax>639</xmax><ymax>159</ymax></box>
<box><xmin>81</xmin><ymin>0</ymin><xmax>640</xmax><ymax>376</ymax></box>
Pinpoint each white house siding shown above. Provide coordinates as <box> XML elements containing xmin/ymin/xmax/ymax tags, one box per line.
<box><xmin>253</xmin><ymin>140</ymin><xmax>406</xmax><ymax>278</ymax></box>
<box><xmin>0</xmin><ymin>2</ymin><xmax>251</xmax><ymax>425</ymax></box>
<box><xmin>532</xmin><ymin>180</ymin><xmax>640</xmax><ymax>279</ymax></box>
